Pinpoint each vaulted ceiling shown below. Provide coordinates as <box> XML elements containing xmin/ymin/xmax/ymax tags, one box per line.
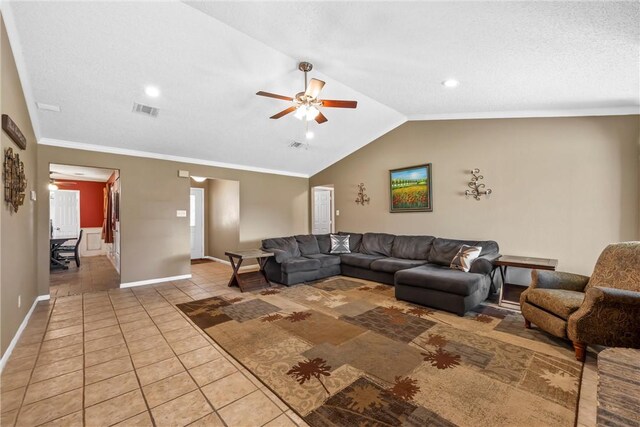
<box><xmin>4</xmin><ymin>1</ymin><xmax>639</xmax><ymax>177</ymax></box>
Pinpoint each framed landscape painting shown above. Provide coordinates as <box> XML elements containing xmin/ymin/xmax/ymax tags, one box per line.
<box><xmin>389</xmin><ymin>163</ymin><xmax>432</xmax><ymax>212</ymax></box>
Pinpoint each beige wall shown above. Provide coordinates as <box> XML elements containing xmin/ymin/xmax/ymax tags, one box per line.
<box><xmin>37</xmin><ymin>146</ymin><xmax>309</xmax><ymax>295</ymax></box>
<box><xmin>310</xmin><ymin>116</ymin><xmax>640</xmax><ymax>275</ymax></box>
<box><xmin>1</xmin><ymin>16</ymin><xmax>39</xmax><ymax>356</ymax></box>
<box><xmin>206</xmin><ymin>179</ymin><xmax>240</xmax><ymax>261</ymax></box>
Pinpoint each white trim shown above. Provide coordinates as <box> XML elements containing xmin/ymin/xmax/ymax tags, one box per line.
<box><xmin>190</xmin><ymin>187</ymin><xmax>205</xmax><ymax>260</ymax></box>
<box><xmin>120</xmin><ymin>274</ymin><xmax>192</xmax><ymax>288</ymax></box>
<box><xmin>1</xmin><ymin>5</ymin><xmax>43</xmax><ymax>140</ymax></box>
<box><xmin>311</xmin><ymin>186</ymin><xmax>335</xmax><ymax>234</ymax></box>
<box><xmin>204</xmin><ymin>256</ymin><xmax>256</xmax><ymax>271</ymax></box>
<box><xmin>0</xmin><ymin>295</ymin><xmax>50</xmax><ymax>373</ymax></box>
<box><xmin>38</xmin><ymin>138</ymin><xmax>310</xmax><ymax>178</ymax></box>
<box><xmin>407</xmin><ymin>106</ymin><xmax>640</xmax><ymax>122</ymax></box>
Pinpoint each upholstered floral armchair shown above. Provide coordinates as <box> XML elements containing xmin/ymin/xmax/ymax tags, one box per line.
<box><xmin>520</xmin><ymin>242</ymin><xmax>640</xmax><ymax>361</ymax></box>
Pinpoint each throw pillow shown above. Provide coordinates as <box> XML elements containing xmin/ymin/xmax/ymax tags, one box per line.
<box><xmin>450</xmin><ymin>245</ymin><xmax>482</xmax><ymax>272</ymax></box>
<box><xmin>330</xmin><ymin>234</ymin><xmax>351</xmax><ymax>254</ymax></box>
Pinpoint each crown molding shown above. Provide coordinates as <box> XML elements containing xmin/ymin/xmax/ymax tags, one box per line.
<box><xmin>38</xmin><ymin>138</ymin><xmax>310</xmax><ymax>178</ymax></box>
<box><xmin>407</xmin><ymin>106</ymin><xmax>640</xmax><ymax>122</ymax></box>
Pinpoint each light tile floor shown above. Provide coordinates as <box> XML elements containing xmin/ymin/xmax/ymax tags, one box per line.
<box><xmin>1</xmin><ymin>260</ymin><xmax>597</xmax><ymax>426</ymax></box>
<box><xmin>50</xmin><ymin>256</ymin><xmax>120</xmax><ymax>298</ymax></box>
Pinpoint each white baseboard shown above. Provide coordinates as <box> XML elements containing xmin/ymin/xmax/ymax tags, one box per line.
<box><xmin>0</xmin><ymin>294</ymin><xmax>50</xmax><ymax>373</ymax></box>
<box><xmin>204</xmin><ymin>256</ymin><xmax>257</xmax><ymax>271</ymax></box>
<box><xmin>120</xmin><ymin>274</ymin><xmax>192</xmax><ymax>288</ymax></box>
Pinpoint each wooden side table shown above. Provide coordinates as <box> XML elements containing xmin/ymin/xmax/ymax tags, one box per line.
<box><xmin>225</xmin><ymin>249</ymin><xmax>274</xmax><ymax>292</ymax></box>
<box><xmin>494</xmin><ymin>255</ymin><xmax>558</xmax><ymax>310</ymax></box>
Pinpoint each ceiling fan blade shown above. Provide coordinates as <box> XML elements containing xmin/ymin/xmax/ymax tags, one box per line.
<box><xmin>256</xmin><ymin>91</ymin><xmax>293</xmax><ymax>101</ymax></box>
<box><xmin>305</xmin><ymin>79</ymin><xmax>326</xmax><ymax>99</ymax></box>
<box><xmin>270</xmin><ymin>106</ymin><xmax>297</xmax><ymax>119</ymax></box>
<box><xmin>321</xmin><ymin>99</ymin><xmax>358</xmax><ymax>109</ymax></box>
<box><xmin>315</xmin><ymin>112</ymin><xmax>328</xmax><ymax>124</ymax></box>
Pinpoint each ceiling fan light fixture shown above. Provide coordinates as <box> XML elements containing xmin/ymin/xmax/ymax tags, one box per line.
<box><xmin>305</xmin><ymin>106</ymin><xmax>320</xmax><ymax>121</ymax></box>
<box><xmin>48</xmin><ymin>182</ymin><xmax>59</xmax><ymax>191</ymax></box>
<box><xmin>294</xmin><ymin>105</ymin><xmax>307</xmax><ymax>120</ymax></box>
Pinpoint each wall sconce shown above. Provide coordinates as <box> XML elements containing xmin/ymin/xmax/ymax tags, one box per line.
<box><xmin>465</xmin><ymin>168</ymin><xmax>492</xmax><ymax>200</ymax></box>
<box><xmin>355</xmin><ymin>183</ymin><xmax>370</xmax><ymax>205</ymax></box>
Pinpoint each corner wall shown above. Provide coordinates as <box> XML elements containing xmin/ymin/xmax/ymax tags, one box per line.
<box><xmin>36</xmin><ymin>145</ymin><xmax>309</xmax><ymax>295</ymax></box>
<box><xmin>1</xmin><ymin>15</ymin><xmax>39</xmax><ymax>356</ymax></box>
<box><xmin>310</xmin><ymin>116</ymin><xmax>640</xmax><ymax>275</ymax></box>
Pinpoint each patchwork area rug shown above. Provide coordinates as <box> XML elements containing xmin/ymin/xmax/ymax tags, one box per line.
<box><xmin>177</xmin><ymin>277</ymin><xmax>583</xmax><ymax>426</ymax></box>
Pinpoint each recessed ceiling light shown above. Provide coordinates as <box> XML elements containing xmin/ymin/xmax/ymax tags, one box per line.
<box><xmin>305</xmin><ymin>131</ymin><xmax>314</xmax><ymax>140</ymax></box>
<box><xmin>144</xmin><ymin>86</ymin><xmax>160</xmax><ymax>97</ymax></box>
<box><xmin>36</xmin><ymin>102</ymin><xmax>61</xmax><ymax>112</ymax></box>
<box><xmin>442</xmin><ymin>79</ymin><xmax>459</xmax><ymax>88</ymax></box>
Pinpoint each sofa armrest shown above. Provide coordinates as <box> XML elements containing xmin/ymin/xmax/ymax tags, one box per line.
<box><xmin>568</xmin><ymin>286</ymin><xmax>640</xmax><ymax>347</ymax></box>
<box><xmin>469</xmin><ymin>253</ymin><xmax>500</xmax><ymax>275</ymax></box>
<box><xmin>263</xmin><ymin>248</ymin><xmax>291</xmax><ymax>263</ymax></box>
<box><xmin>529</xmin><ymin>270</ymin><xmax>589</xmax><ymax>292</ymax></box>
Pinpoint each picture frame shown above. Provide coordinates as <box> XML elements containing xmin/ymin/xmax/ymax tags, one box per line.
<box><xmin>389</xmin><ymin>163</ymin><xmax>432</xmax><ymax>212</ymax></box>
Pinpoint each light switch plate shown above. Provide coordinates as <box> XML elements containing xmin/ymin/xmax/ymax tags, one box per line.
<box><xmin>176</xmin><ymin>210</ymin><xmax>187</xmax><ymax>217</ymax></box>
<box><xmin>30</xmin><ymin>190</ymin><xmax>37</xmax><ymax>201</ymax></box>
<box><xmin>178</xmin><ymin>170</ymin><xmax>189</xmax><ymax>178</ymax></box>
<box><xmin>336</xmin><ymin>210</ymin><xmax>340</xmax><ymax>216</ymax></box>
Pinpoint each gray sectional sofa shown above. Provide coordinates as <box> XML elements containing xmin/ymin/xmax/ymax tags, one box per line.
<box><xmin>261</xmin><ymin>232</ymin><xmax>500</xmax><ymax>315</ymax></box>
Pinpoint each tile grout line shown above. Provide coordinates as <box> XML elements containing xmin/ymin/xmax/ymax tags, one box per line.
<box><xmin>130</xmin><ymin>282</ymin><xmax>231</xmax><ymax>427</ymax></box>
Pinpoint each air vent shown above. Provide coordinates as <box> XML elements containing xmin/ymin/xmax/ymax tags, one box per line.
<box><xmin>132</xmin><ymin>102</ymin><xmax>159</xmax><ymax>118</ymax></box>
<box><xmin>288</xmin><ymin>141</ymin><xmax>307</xmax><ymax>149</ymax></box>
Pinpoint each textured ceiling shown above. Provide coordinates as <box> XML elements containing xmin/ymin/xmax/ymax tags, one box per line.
<box><xmin>4</xmin><ymin>1</ymin><xmax>404</xmax><ymax>177</ymax></box>
<box><xmin>4</xmin><ymin>1</ymin><xmax>639</xmax><ymax>177</ymax></box>
<box><xmin>50</xmin><ymin>164</ymin><xmax>114</xmax><ymax>182</ymax></box>
<box><xmin>187</xmin><ymin>1</ymin><xmax>640</xmax><ymax>118</ymax></box>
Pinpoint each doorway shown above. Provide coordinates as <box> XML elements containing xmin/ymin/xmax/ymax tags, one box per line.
<box><xmin>190</xmin><ymin>187</ymin><xmax>205</xmax><ymax>259</ymax></box>
<box><xmin>312</xmin><ymin>186</ymin><xmax>334</xmax><ymax>234</ymax></box>
<box><xmin>49</xmin><ymin>164</ymin><xmax>121</xmax><ymax>297</ymax></box>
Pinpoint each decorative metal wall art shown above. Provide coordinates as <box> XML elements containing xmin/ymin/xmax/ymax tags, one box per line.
<box><xmin>355</xmin><ymin>183</ymin><xmax>370</xmax><ymax>205</ymax></box>
<box><xmin>2</xmin><ymin>115</ymin><xmax>27</xmax><ymax>150</ymax></box>
<box><xmin>465</xmin><ymin>168</ymin><xmax>492</xmax><ymax>201</ymax></box>
<box><xmin>3</xmin><ymin>148</ymin><xmax>27</xmax><ymax>212</ymax></box>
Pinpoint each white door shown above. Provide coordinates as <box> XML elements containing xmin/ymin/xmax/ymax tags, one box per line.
<box><xmin>50</xmin><ymin>190</ymin><xmax>80</xmax><ymax>238</ymax></box>
<box><xmin>190</xmin><ymin>188</ymin><xmax>204</xmax><ymax>259</ymax></box>
<box><xmin>312</xmin><ymin>189</ymin><xmax>332</xmax><ymax>234</ymax></box>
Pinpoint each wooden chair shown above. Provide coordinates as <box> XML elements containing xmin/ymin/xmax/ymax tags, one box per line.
<box><xmin>54</xmin><ymin>230</ymin><xmax>83</xmax><ymax>267</ymax></box>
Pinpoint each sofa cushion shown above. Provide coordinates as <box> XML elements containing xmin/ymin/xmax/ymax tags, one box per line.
<box><xmin>428</xmin><ymin>238</ymin><xmax>499</xmax><ymax>266</ymax></box>
<box><xmin>295</xmin><ymin>235</ymin><xmax>320</xmax><ymax>256</ymax></box>
<box><xmin>525</xmin><ymin>289</ymin><xmax>585</xmax><ymax>320</ymax></box>
<box><xmin>330</xmin><ymin>234</ymin><xmax>351</xmax><ymax>254</ymax></box>
<box><xmin>450</xmin><ymin>245</ymin><xmax>482</xmax><ymax>272</ymax></box>
<box><xmin>338</xmin><ymin>232</ymin><xmax>362</xmax><ymax>252</ymax></box>
<box><xmin>262</xmin><ymin>236</ymin><xmax>301</xmax><ymax>258</ymax></box>
<box><xmin>340</xmin><ymin>253</ymin><xmax>384</xmax><ymax>269</ymax></box>
<box><xmin>395</xmin><ymin>264</ymin><xmax>486</xmax><ymax>296</ymax></box>
<box><xmin>370</xmin><ymin>258</ymin><xmax>427</xmax><ymax>274</ymax></box>
<box><xmin>391</xmin><ymin>235</ymin><xmax>435</xmax><ymax>260</ymax></box>
<box><xmin>304</xmin><ymin>253</ymin><xmax>341</xmax><ymax>268</ymax></box>
<box><xmin>360</xmin><ymin>233</ymin><xmax>395</xmax><ymax>257</ymax></box>
<box><xmin>281</xmin><ymin>257</ymin><xmax>321</xmax><ymax>274</ymax></box>
<box><xmin>315</xmin><ymin>234</ymin><xmax>331</xmax><ymax>254</ymax></box>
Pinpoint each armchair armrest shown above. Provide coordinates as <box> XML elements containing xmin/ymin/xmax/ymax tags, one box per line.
<box><xmin>469</xmin><ymin>253</ymin><xmax>500</xmax><ymax>275</ymax></box>
<box><xmin>264</xmin><ymin>248</ymin><xmax>291</xmax><ymax>264</ymax></box>
<box><xmin>568</xmin><ymin>286</ymin><xmax>640</xmax><ymax>348</ymax></box>
<box><xmin>529</xmin><ymin>270</ymin><xmax>589</xmax><ymax>292</ymax></box>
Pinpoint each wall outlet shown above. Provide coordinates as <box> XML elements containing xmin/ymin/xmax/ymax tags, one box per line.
<box><xmin>178</xmin><ymin>170</ymin><xmax>189</xmax><ymax>178</ymax></box>
<box><xmin>18</xmin><ymin>295</ymin><xmax>21</xmax><ymax>308</ymax></box>
<box><xmin>336</xmin><ymin>210</ymin><xmax>340</xmax><ymax>216</ymax></box>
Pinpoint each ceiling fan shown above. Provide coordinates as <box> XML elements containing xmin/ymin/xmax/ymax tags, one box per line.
<box><xmin>256</xmin><ymin>62</ymin><xmax>357</xmax><ymax>124</ymax></box>
<box><xmin>48</xmin><ymin>171</ymin><xmax>78</xmax><ymax>190</ymax></box>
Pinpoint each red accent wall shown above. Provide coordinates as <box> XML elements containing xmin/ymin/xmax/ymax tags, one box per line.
<box><xmin>57</xmin><ymin>180</ymin><xmax>106</xmax><ymax>228</ymax></box>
